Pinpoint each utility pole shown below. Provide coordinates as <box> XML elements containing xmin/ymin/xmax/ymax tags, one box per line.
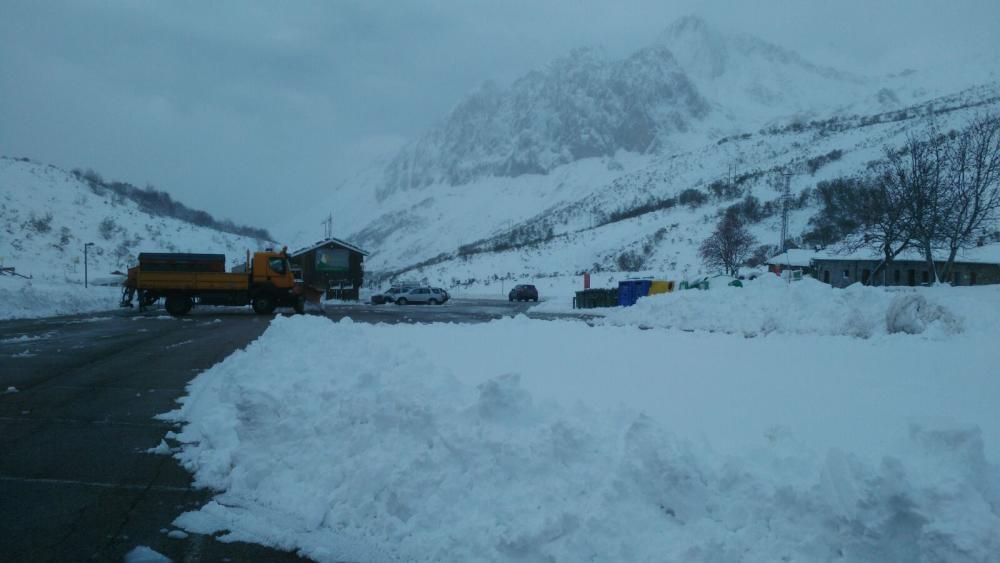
<box><xmin>84</xmin><ymin>242</ymin><xmax>94</xmax><ymax>288</ymax></box>
<box><xmin>780</xmin><ymin>171</ymin><xmax>793</xmax><ymax>253</ymax></box>
<box><xmin>321</xmin><ymin>213</ymin><xmax>333</xmax><ymax>239</ymax></box>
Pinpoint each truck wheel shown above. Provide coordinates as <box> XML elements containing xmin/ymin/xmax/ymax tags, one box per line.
<box><xmin>252</xmin><ymin>294</ymin><xmax>277</xmax><ymax>315</ymax></box>
<box><xmin>165</xmin><ymin>295</ymin><xmax>192</xmax><ymax>317</ymax></box>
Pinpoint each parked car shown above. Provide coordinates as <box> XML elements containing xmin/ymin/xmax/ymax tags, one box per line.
<box><xmin>432</xmin><ymin>287</ymin><xmax>450</xmax><ymax>303</ymax></box>
<box><xmin>371</xmin><ymin>286</ymin><xmax>415</xmax><ymax>305</ymax></box>
<box><xmin>396</xmin><ymin>286</ymin><xmax>447</xmax><ymax>305</ymax></box>
<box><xmin>508</xmin><ymin>284</ymin><xmax>538</xmax><ymax>302</ymax></box>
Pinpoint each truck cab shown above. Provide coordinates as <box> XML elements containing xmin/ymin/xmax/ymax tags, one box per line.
<box><xmin>250</xmin><ymin>251</ymin><xmax>295</xmax><ymax>288</ymax></box>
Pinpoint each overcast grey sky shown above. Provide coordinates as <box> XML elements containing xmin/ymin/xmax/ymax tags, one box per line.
<box><xmin>2</xmin><ymin>0</ymin><xmax>997</xmax><ymax>234</ymax></box>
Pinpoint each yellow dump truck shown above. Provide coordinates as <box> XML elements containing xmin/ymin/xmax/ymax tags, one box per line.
<box><xmin>121</xmin><ymin>249</ymin><xmax>306</xmax><ymax>316</ymax></box>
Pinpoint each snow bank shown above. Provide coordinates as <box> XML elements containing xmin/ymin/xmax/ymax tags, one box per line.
<box><xmin>600</xmin><ymin>276</ymin><xmax>990</xmax><ymax>338</ymax></box>
<box><xmin>164</xmin><ymin>315</ymin><xmax>1000</xmax><ymax>562</ymax></box>
<box><xmin>123</xmin><ymin>545</ymin><xmax>172</xmax><ymax>563</ymax></box>
<box><xmin>0</xmin><ymin>277</ymin><xmax>120</xmax><ymax>320</ymax></box>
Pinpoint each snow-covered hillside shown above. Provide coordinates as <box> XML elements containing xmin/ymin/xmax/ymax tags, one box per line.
<box><xmin>0</xmin><ymin>157</ymin><xmax>274</xmax><ymax>282</ymax></box>
<box><xmin>282</xmin><ymin>17</ymin><xmax>1000</xmax><ymax>291</ymax></box>
<box><xmin>0</xmin><ymin>157</ymin><xmax>275</xmax><ymax>318</ymax></box>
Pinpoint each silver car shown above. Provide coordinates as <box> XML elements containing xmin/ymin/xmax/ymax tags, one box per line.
<box><xmin>377</xmin><ymin>286</ymin><xmax>415</xmax><ymax>304</ymax></box>
<box><xmin>395</xmin><ymin>286</ymin><xmax>447</xmax><ymax>305</ymax></box>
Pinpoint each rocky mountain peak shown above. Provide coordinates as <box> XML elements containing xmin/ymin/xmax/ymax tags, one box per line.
<box><xmin>379</xmin><ymin>39</ymin><xmax>708</xmax><ymax>199</ymax></box>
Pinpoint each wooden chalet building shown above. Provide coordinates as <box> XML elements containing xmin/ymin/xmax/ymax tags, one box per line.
<box><xmin>289</xmin><ymin>237</ymin><xmax>369</xmax><ymax>300</ymax></box>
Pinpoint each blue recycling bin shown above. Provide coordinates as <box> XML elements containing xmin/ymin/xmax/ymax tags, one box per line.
<box><xmin>617</xmin><ymin>279</ymin><xmax>652</xmax><ymax>307</ymax></box>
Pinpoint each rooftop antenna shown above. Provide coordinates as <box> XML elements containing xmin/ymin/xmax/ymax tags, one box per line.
<box><xmin>321</xmin><ymin>213</ymin><xmax>333</xmax><ymax>239</ymax></box>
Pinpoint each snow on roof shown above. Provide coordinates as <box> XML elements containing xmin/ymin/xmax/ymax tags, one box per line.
<box><xmin>810</xmin><ymin>243</ymin><xmax>1000</xmax><ymax>265</ymax></box>
<box><xmin>765</xmin><ymin>249</ymin><xmax>818</xmax><ymax>268</ymax></box>
<box><xmin>290</xmin><ymin>237</ymin><xmax>369</xmax><ymax>258</ymax></box>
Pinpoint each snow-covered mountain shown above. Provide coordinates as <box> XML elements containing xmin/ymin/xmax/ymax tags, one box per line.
<box><xmin>379</xmin><ymin>45</ymin><xmax>708</xmax><ymax>198</ymax></box>
<box><xmin>0</xmin><ymin>157</ymin><xmax>274</xmax><ymax>283</ymax></box>
<box><xmin>655</xmin><ymin>15</ymin><xmax>876</xmax><ymax>120</ymax></box>
<box><xmin>378</xmin><ymin>16</ymin><xmax>884</xmax><ymax>201</ymax></box>
<box><xmin>285</xmin><ymin>17</ymin><xmax>1000</xmax><ymax>291</ymax></box>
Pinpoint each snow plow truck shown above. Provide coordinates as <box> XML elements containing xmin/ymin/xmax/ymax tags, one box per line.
<box><xmin>121</xmin><ymin>249</ymin><xmax>311</xmax><ymax>316</ymax></box>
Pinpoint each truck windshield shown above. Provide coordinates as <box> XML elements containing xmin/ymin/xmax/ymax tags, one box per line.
<box><xmin>268</xmin><ymin>258</ymin><xmax>287</xmax><ymax>274</ymax></box>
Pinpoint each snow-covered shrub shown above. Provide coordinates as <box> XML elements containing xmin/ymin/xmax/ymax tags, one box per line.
<box><xmin>58</xmin><ymin>226</ymin><xmax>71</xmax><ymax>247</ymax></box>
<box><xmin>615</xmin><ymin>250</ymin><xmax>646</xmax><ymax>272</ymax></box>
<box><xmin>98</xmin><ymin>217</ymin><xmax>117</xmax><ymax>240</ymax></box>
<box><xmin>886</xmin><ymin>293</ymin><xmax>963</xmax><ymax>335</ymax></box>
<box><xmin>678</xmin><ymin>188</ymin><xmax>709</xmax><ymax>208</ymax></box>
<box><xmin>27</xmin><ymin>212</ymin><xmax>53</xmax><ymax>233</ymax></box>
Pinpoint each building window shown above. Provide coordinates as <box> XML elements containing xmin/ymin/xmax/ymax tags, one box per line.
<box><xmin>843</xmin><ymin>269</ymin><xmax>850</xmax><ymax>278</ymax></box>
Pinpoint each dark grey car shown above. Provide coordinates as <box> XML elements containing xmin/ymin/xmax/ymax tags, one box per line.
<box><xmin>508</xmin><ymin>284</ymin><xmax>538</xmax><ymax>302</ymax></box>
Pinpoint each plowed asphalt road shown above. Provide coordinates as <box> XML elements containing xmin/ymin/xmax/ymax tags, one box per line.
<box><xmin>0</xmin><ymin>299</ymin><xmax>583</xmax><ymax>562</ymax></box>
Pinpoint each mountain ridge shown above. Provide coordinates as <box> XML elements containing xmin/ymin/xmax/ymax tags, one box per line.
<box><xmin>376</xmin><ymin>16</ymin><xmax>879</xmax><ymax>201</ymax></box>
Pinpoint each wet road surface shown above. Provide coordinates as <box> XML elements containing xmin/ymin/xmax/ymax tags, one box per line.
<box><xmin>0</xmin><ymin>299</ymin><xmax>588</xmax><ymax>562</ymax></box>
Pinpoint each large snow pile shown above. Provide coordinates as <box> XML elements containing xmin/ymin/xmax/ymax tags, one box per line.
<box><xmin>163</xmin><ymin>315</ymin><xmax>1000</xmax><ymax>562</ymax></box>
<box><xmin>601</xmin><ymin>275</ymin><xmax>983</xmax><ymax>338</ymax></box>
<box><xmin>0</xmin><ymin>276</ymin><xmax>120</xmax><ymax>320</ymax></box>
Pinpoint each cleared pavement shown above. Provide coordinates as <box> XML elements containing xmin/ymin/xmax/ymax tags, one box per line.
<box><xmin>0</xmin><ymin>298</ymin><xmax>583</xmax><ymax>562</ymax></box>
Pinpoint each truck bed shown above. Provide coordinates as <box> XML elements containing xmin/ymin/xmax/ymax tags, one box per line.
<box><xmin>137</xmin><ymin>253</ymin><xmax>226</xmax><ymax>272</ymax></box>
<box><xmin>136</xmin><ymin>271</ymin><xmax>248</xmax><ymax>292</ymax></box>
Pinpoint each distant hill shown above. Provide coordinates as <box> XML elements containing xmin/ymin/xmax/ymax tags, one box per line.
<box><xmin>69</xmin><ymin>166</ymin><xmax>272</xmax><ymax>241</ymax></box>
<box><xmin>0</xmin><ymin>156</ymin><xmax>274</xmax><ymax>281</ymax></box>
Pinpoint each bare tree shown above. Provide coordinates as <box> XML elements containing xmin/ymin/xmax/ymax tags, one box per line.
<box><xmin>939</xmin><ymin>114</ymin><xmax>1000</xmax><ymax>279</ymax></box>
<box><xmin>699</xmin><ymin>211</ymin><xmax>756</xmax><ymax>276</ymax></box>
<box><xmin>845</xmin><ymin>164</ymin><xmax>916</xmax><ymax>284</ymax></box>
<box><xmin>888</xmin><ymin>131</ymin><xmax>949</xmax><ymax>282</ymax></box>
<box><xmin>805</xmin><ymin>116</ymin><xmax>1000</xmax><ymax>285</ymax></box>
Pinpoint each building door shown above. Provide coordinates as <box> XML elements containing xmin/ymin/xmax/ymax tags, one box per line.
<box><xmin>862</xmin><ymin>269</ymin><xmax>871</xmax><ymax>285</ymax></box>
<box><xmin>823</xmin><ymin>270</ymin><xmax>830</xmax><ymax>284</ymax></box>
<box><xmin>907</xmin><ymin>269</ymin><xmax>916</xmax><ymax>286</ymax></box>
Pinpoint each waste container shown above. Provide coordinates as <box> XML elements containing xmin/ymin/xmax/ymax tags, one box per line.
<box><xmin>617</xmin><ymin>279</ymin><xmax>652</xmax><ymax>307</ymax></box>
<box><xmin>649</xmin><ymin>280</ymin><xmax>675</xmax><ymax>295</ymax></box>
<box><xmin>574</xmin><ymin>288</ymin><xmax>619</xmax><ymax>309</ymax></box>
<box><xmin>680</xmin><ymin>278</ymin><xmax>709</xmax><ymax>290</ymax></box>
